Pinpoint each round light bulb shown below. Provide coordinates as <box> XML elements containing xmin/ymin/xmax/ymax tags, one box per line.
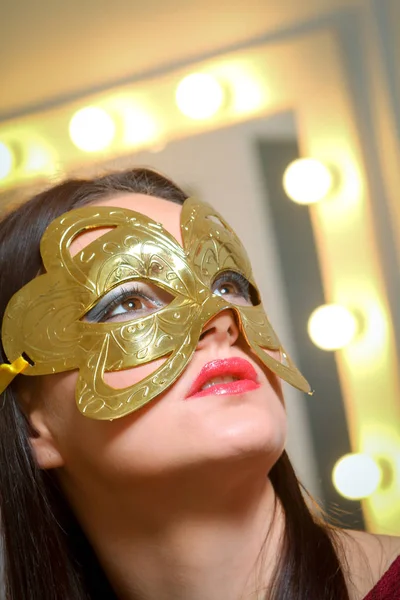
<box><xmin>175</xmin><ymin>73</ymin><xmax>224</xmax><ymax>120</ymax></box>
<box><xmin>283</xmin><ymin>158</ymin><xmax>334</xmax><ymax>204</ymax></box>
<box><xmin>333</xmin><ymin>453</ymin><xmax>381</xmax><ymax>500</ymax></box>
<box><xmin>0</xmin><ymin>141</ymin><xmax>14</xmax><ymax>180</ymax></box>
<box><xmin>69</xmin><ymin>106</ymin><xmax>116</xmax><ymax>152</ymax></box>
<box><xmin>307</xmin><ymin>304</ymin><xmax>358</xmax><ymax>351</ymax></box>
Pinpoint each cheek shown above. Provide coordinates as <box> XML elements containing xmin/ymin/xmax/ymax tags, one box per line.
<box><xmin>38</xmin><ymin>350</ymin><xmax>170</xmax><ymax>439</ymax></box>
<box><xmin>37</xmin><ymin>358</ymin><xmax>169</xmax><ymax>453</ymax></box>
<box><xmin>251</xmin><ymin>347</ymin><xmax>285</xmax><ymax>404</ymax></box>
<box><xmin>36</xmin><ymin>361</ymin><xmax>173</xmax><ymax>470</ymax></box>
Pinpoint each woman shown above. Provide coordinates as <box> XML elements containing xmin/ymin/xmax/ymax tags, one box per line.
<box><xmin>0</xmin><ymin>168</ymin><xmax>398</xmax><ymax>600</ymax></box>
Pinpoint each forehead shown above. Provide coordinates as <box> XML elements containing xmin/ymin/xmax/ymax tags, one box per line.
<box><xmin>69</xmin><ymin>192</ymin><xmax>183</xmax><ymax>256</ymax></box>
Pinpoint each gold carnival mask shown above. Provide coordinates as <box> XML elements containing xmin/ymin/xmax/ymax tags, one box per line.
<box><xmin>1</xmin><ymin>197</ymin><xmax>311</xmax><ymax>420</ymax></box>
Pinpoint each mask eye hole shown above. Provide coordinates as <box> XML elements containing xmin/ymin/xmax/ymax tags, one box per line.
<box><xmin>69</xmin><ymin>226</ymin><xmax>116</xmax><ymax>259</ymax></box>
<box><xmin>205</xmin><ymin>215</ymin><xmax>225</xmax><ymax>228</ymax></box>
<box><xmin>83</xmin><ymin>280</ymin><xmax>174</xmax><ymax>324</ymax></box>
<box><xmin>211</xmin><ymin>271</ymin><xmax>260</xmax><ymax>306</ymax></box>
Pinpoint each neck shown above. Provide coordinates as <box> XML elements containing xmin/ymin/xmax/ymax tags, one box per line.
<box><xmin>63</xmin><ymin>459</ymin><xmax>285</xmax><ymax>600</ymax></box>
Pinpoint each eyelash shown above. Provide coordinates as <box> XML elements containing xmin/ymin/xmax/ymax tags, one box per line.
<box><xmin>213</xmin><ymin>271</ymin><xmax>251</xmax><ymax>300</ymax></box>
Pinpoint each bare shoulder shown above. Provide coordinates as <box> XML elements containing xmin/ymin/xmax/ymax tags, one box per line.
<box><xmin>333</xmin><ymin>528</ymin><xmax>400</xmax><ymax>600</ymax></box>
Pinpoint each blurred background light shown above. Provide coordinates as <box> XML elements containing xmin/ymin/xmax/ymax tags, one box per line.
<box><xmin>175</xmin><ymin>73</ymin><xmax>225</xmax><ymax>119</ymax></box>
<box><xmin>332</xmin><ymin>453</ymin><xmax>382</xmax><ymax>499</ymax></box>
<box><xmin>123</xmin><ymin>110</ymin><xmax>158</xmax><ymax>146</ymax></box>
<box><xmin>69</xmin><ymin>106</ymin><xmax>116</xmax><ymax>152</ymax></box>
<box><xmin>24</xmin><ymin>143</ymin><xmax>55</xmax><ymax>174</ymax></box>
<box><xmin>224</xmin><ymin>69</ymin><xmax>263</xmax><ymax>114</ymax></box>
<box><xmin>0</xmin><ymin>141</ymin><xmax>14</xmax><ymax>180</ymax></box>
<box><xmin>307</xmin><ymin>304</ymin><xmax>358</xmax><ymax>351</ymax></box>
<box><xmin>233</xmin><ymin>77</ymin><xmax>263</xmax><ymax>113</ymax></box>
<box><xmin>283</xmin><ymin>158</ymin><xmax>334</xmax><ymax>204</ymax></box>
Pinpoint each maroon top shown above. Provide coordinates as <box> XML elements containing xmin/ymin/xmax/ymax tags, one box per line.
<box><xmin>363</xmin><ymin>555</ymin><xmax>400</xmax><ymax>599</ymax></box>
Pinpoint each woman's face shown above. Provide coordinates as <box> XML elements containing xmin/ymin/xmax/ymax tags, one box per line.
<box><xmin>27</xmin><ymin>193</ymin><xmax>287</xmax><ymax>499</ymax></box>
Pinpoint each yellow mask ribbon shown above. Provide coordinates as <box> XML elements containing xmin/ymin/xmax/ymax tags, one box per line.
<box><xmin>0</xmin><ymin>355</ymin><xmax>29</xmax><ymax>393</ymax></box>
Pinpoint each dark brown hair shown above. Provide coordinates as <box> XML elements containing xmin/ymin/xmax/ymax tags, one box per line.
<box><xmin>0</xmin><ymin>167</ymin><xmax>349</xmax><ymax>599</ymax></box>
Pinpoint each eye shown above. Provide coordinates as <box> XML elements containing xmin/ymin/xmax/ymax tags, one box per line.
<box><xmin>211</xmin><ymin>271</ymin><xmax>259</xmax><ymax>306</ymax></box>
<box><xmin>84</xmin><ymin>281</ymin><xmax>173</xmax><ymax>323</ymax></box>
<box><xmin>110</xmin><ymin>295</ymin><xmax>151</xmax><ymax>317</ymax></box>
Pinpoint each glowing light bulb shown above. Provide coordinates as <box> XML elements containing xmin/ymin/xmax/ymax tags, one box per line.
<box><xmin>307</xmin><ymin>304</ymin><xmax>358</xmax><ymax>351</ymax></box>
<box><xmin>0</xmin><ymin>141</ymin><xmax>14</xmax><ymax>179</ymax></box>
<box><xmin>69</xmin><ymin>107</ymin><xmax>116</xmax><ymax>152</ymax></box>
<box><xmin>333</xmin><ymin>453</ymin><xmax>381</xmax><ymax>499</ymax></box>
<box><xmin>175</xmin><ymin>73</ymin><xmax>224</xmax><ymax>120</ymax></box>
<box><xmin>283</xmin><ymin>158</ymin><xmax>334</xmax><ymax>204</ymax></box>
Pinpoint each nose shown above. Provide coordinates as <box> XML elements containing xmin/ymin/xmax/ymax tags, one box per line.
<box><xmin>196</xmin><ymin>309</ymin><xmax>240</xmax><ymax>351</ymax></box>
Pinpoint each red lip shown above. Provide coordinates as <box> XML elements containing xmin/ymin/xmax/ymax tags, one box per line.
<box><xmin>186</xmin><ymin>357</ymin><xmax>260</xmax><ymax>399</ymax></box>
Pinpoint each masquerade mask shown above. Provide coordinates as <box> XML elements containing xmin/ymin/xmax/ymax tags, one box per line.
<box><xmin>1</xmin><ymin>197</ymin><xmax>311</xmax><ymax>419</ymax></box>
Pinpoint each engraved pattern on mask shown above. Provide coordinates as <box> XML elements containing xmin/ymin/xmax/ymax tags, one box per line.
<box><xmin>2</xmin><ymin>198</ymin><xmax>310</xmax><ymax>420</ymax></box>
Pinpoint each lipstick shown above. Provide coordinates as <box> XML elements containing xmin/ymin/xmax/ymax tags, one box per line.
<box><xmin>186</xmin><ymin>357</ymin><xmax>260</xmax><ymax>399</ymax></box>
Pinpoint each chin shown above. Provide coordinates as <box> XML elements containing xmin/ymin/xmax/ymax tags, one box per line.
<box><xmin>98</xmin><ymin>388</ymin><xmax>286</xmax><ymax>481</ymax></box>
<box><xmin>197</xmin><ymin>407</ymin><xmax>286</xmax><ymax>467</ymax></box>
